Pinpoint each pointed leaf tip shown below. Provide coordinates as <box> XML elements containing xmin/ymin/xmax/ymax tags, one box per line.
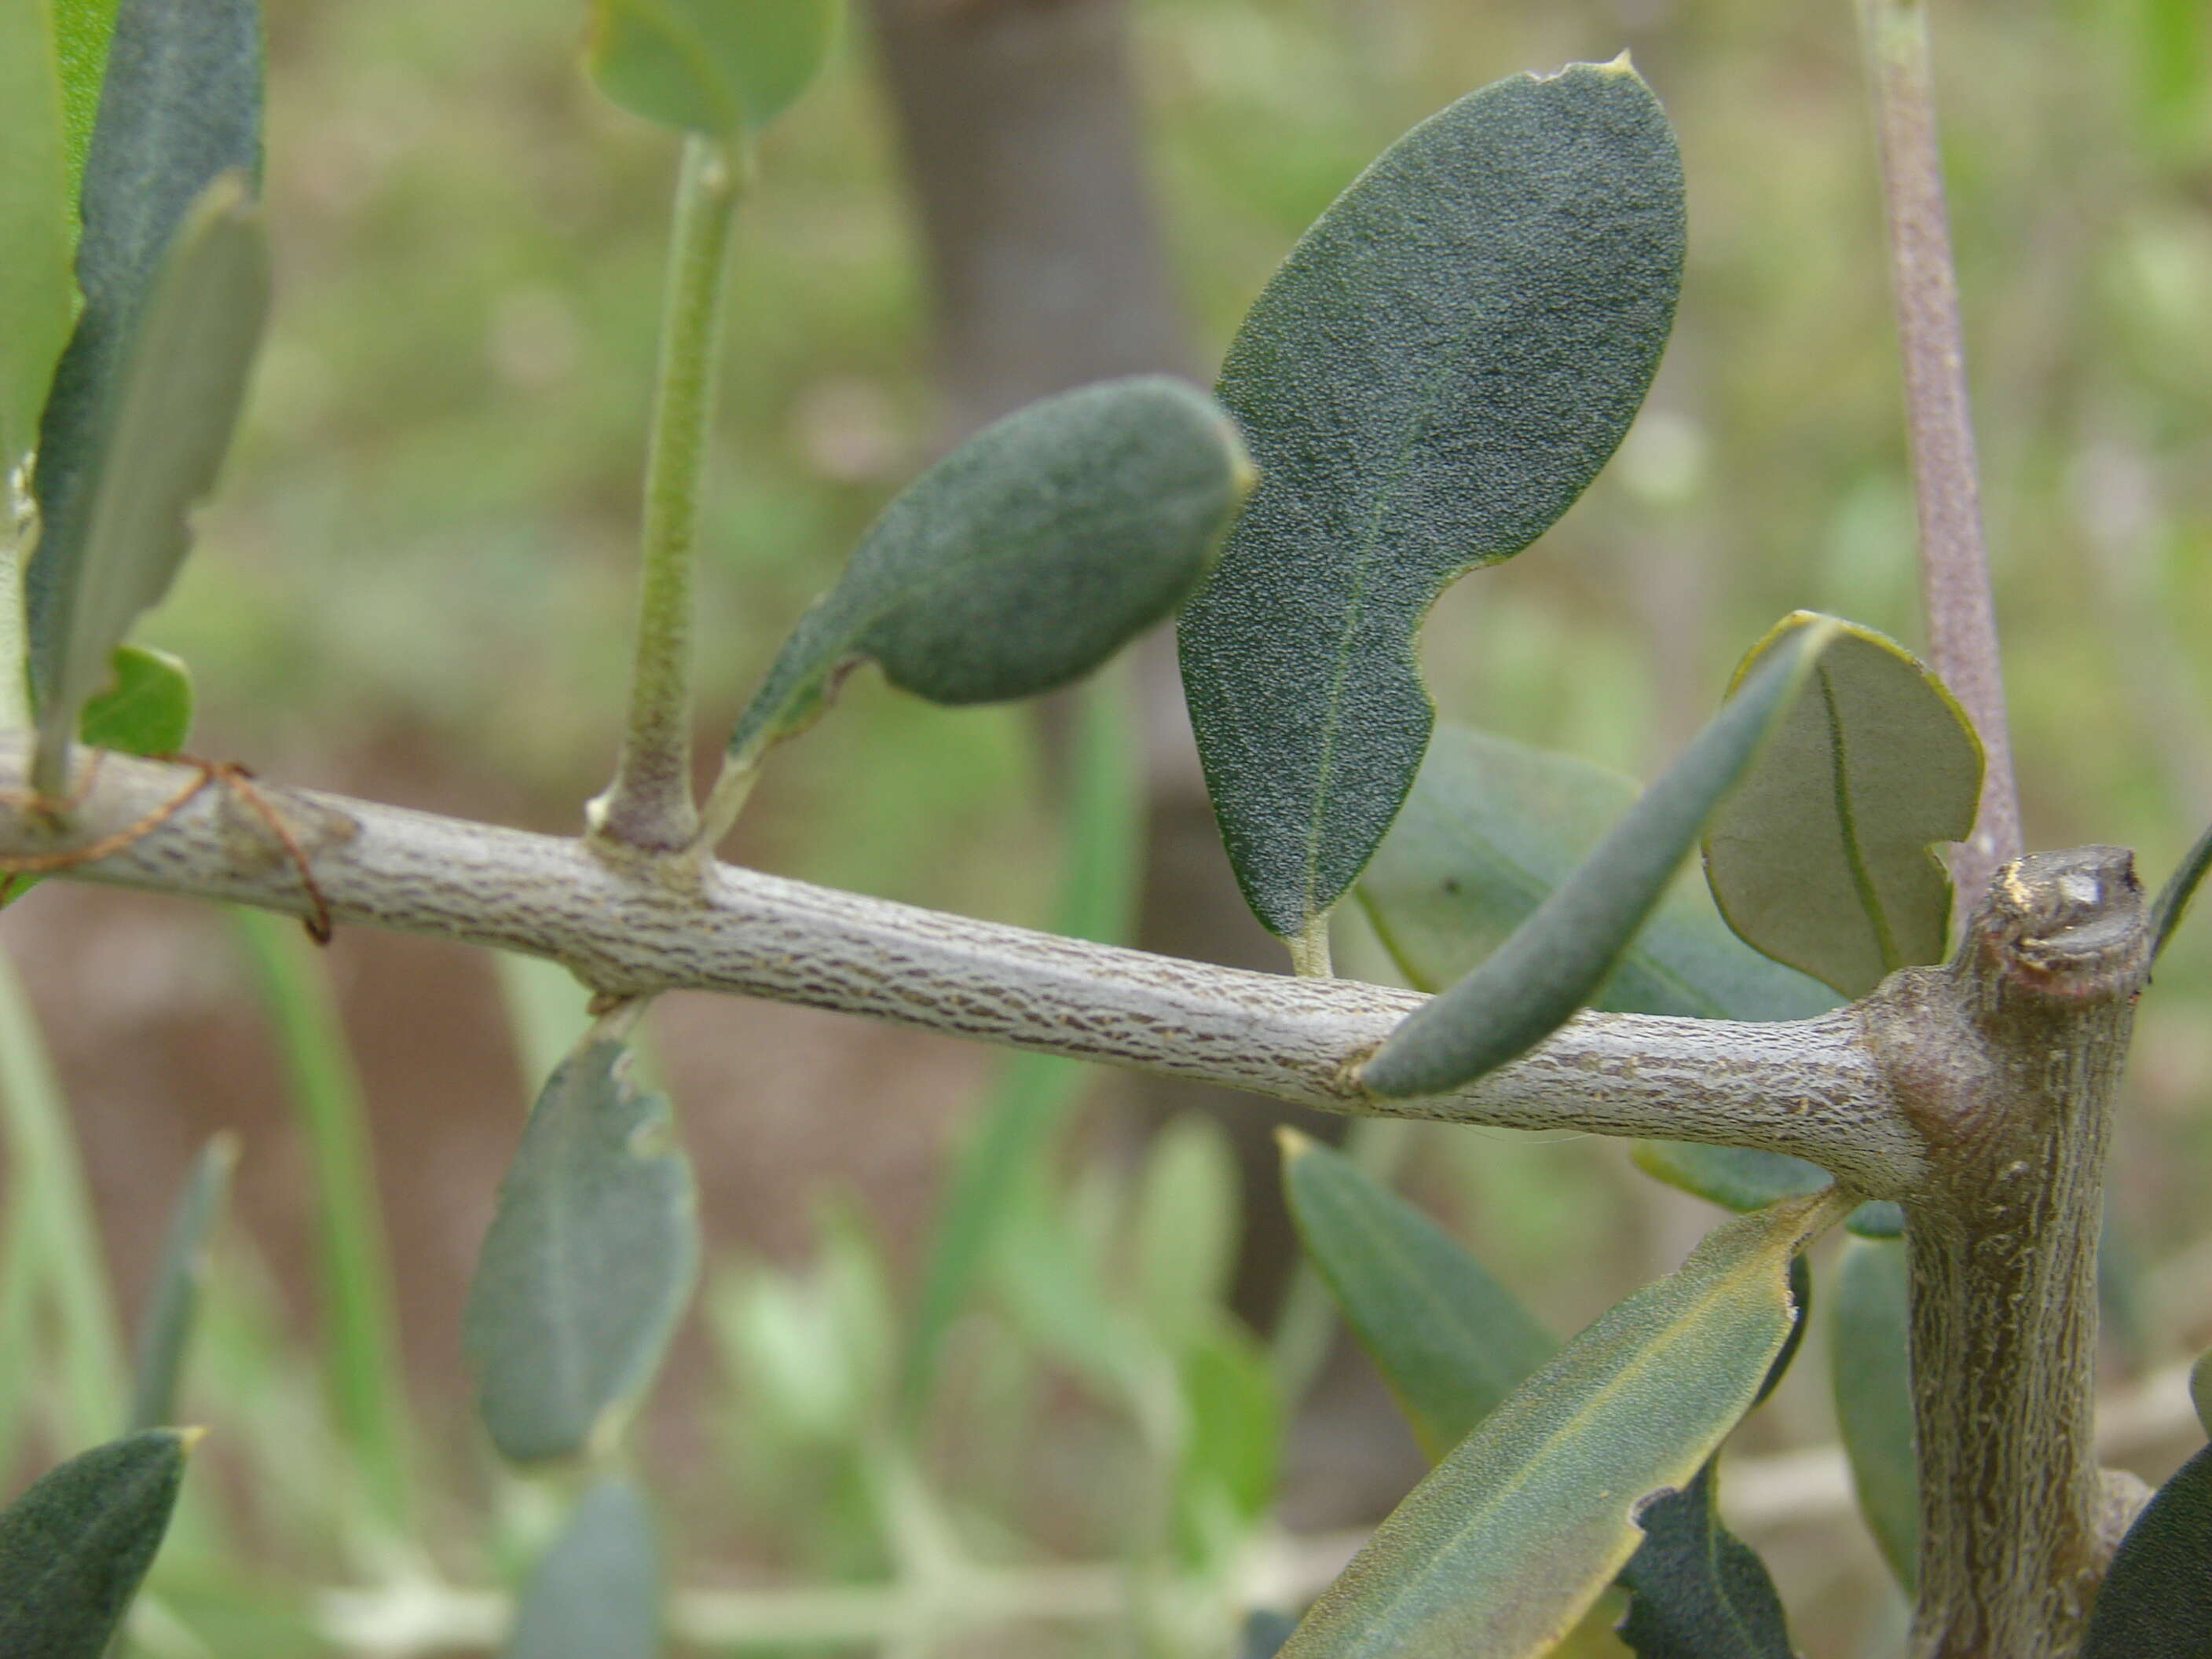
<box><xmin>1361</xmin><ymin>617</ymin><xmax>1840</xmax><ymax>1100</ymax></box>
<box><xmin>0</xmin><ymin>1430</ymin><xmax>191</xmax><ymax>1659</ymax></box>
<box><xmin>1180</xmin><ymin>64</ymin><xmax>1685</xmax><ymax>939</ymax></box>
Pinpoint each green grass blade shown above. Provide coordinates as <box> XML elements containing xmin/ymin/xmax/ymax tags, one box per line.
<box><xmin>2151</xmin><ymin>814</ymin><xmax>2212</xmax><ymax>962</ymax></box>
<box><xmin>464</xmin><ymin>1038</ymin><xmax>698</xmax><ymax>1463</ymax></box>
<box><xmin>229</xmin><ymin>908</ymin><xmax>413</xmax><ymax>1532</ymax></box>
<box><xmin>1364</xmin><ymin>617</ymin><xmax>1841</xmax><ymax>1097</ymax></box>
<box><xmin>1702</xmin><ymin>614</ymin><xmax>1980</xmax><ymax>996</ymax></box>
<box><xmin>0</xmin><ymin>0</ymin><xmax>75</xmax><ymax>478</ymax></box>
<box><xmin>1178</xmin><ymin>59</ymin><xmax>1685</xmax><ymax>939</ymax></box>
<box><xmin>501</xmin><ymin>1476</ymin><xmax>662</xmax><ymax>1659</ymax></box>
<box><xmin>0</xmin><ymin>1427</ymin><xmax>191</xmax><ymax>1659</ymax></box>
<box><xmin>1830</xmin><ymin>1235</ymin><xmax>1917</xmax><ymax>1592</ymax></box>
<box><xmin>0</xmin><ymin>946</ymin><xmax>126</xmax><ymax>1447</ymax></box>
<box><xmin>1280</xmin><ymin>1129</ymin><xmax>1554</xmax><ymax>1459</ymax></box>
<box><xmin>1280</xmin><ymin>1192</ymin><xmax>1840</xmax><ymax>1658</ymax></box>
<box><xmin>126</xmin><ymin>1133</ymin><xmax>236</xmax><ymax>1431</ymax></box>
<box><xmin>899</xmin><ymin>668</ymin><xmax>1144</xmax><ymax>1413</ymax></box>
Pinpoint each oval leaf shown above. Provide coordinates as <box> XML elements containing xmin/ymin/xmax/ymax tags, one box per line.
<box><xmin>0</xmin><ymin>1427</ymin><xmax>192</xmax><ymax>1659</ymax></box>
<box><xmin>587</xmin><ymin>0</ymin><xmax>840</xmax><ymax>135</ymax></box>
<box><xmin>1363</xmin><ymin>617</ymin><xmax>1841</xmax><ymax>1098</ymax></box>
<box><xmin>464</xmin><ymin>1038</ymin><xmax>699</xmax><ymax>1463</ymax></box>
<box><xmin>1617</xmin><ymin>1462</ymin><xmax>1794</xmax><ymax>1659</ymax></box>
<box><xmin>1358</xmin><ymin>724</ymin><xmax>1840</xmax><ymax>1021</ymax></box>
<box><xmin>2079</xmin><ymin>1441</ymin><xmax>2212</xmax><ymax>1657</ymax></box>
<box><xmin>1177</xmin><ymin>60</ymin><xmax>1685</xmax><ymax>940</ymax></box>
<box><xmin>1830</xmin><ymin>1235</ymin><xmax>1917</xmax><ymax>1592</ymax></box>
<box><xmin>29</xmin><ymin>172</ymin><xmax>267</xmax><ymax>778</ymax></box>
<box><xmin>0</xmin><ymin>0</ymin><xmax>74</xmax><ymax>476</ymax></box>
<box><xmin>727</xmin><ymin>375</ymin><xmax>1250</xmax><ymax>760</ymax></box>
<box><xmin>126</xmin><ymin>1133</ymin><xmax>234</xmax><ymax>1430</ymax></box>
<box><xmin>1702</xmin><ymin>613</ymin><xmax>1981</xmax><ymax>996</ymax></box>
<box><xmin>28</xmin><ymin>0</ymin><xmax>260</xmax><ymax>720</ymax></box>
<box><xmin>1280</xmin><ymin>1129</ymin><xmax>1555</xmax><ymax>1459</ymax></box>
<box><xmin>502</xmin><ymin>1476</ymin><xmax>662</xmax><ymax>1659</ymax></box>
<box><xmin>1278</xmin><ymin>1192</ymin><xmax>1838</xmax><ymax>1659</ymax></box>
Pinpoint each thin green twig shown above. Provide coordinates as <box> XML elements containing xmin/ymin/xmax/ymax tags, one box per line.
<box><xmin>591</xmin><ymin>132</ymin><xmax>750</xmax><ymax>853</ymax></box>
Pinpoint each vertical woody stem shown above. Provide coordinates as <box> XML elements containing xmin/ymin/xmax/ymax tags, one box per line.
<box><xmin>1861</xmin><ymin>848</ymin><xmax>2151</xmax><ymax>1657</ymax></box>
<box><xmin>1855</xmin><ymin>0</ymin><xmax>2022</xmax><ymax>908</ymax></box>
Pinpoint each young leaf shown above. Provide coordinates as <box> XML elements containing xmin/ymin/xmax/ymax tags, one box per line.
<box><xmin>464</xmin><ymin>1039</ymin><xmax>699</xmax><ymax>1463</ymax></box>
<box><xmin>28</xmin><ymin>0</ymin><xmax>261</xmax><ymax>719</ymax></box>
<box><xmin>1357</xmin><ymin>725</ymin><xmax>1840</xmax><ymax>1023</ymax></box>
<box><xmin>1702</xmin><ymin>614</ymin><xmax>1980</xmax><ymax>997</ymax></box>
<box><xmin>1172</xmin><ymin>1326</ymin><xmax>1280</xmax><ymax>1565</ymax></box>
<box><xmin>0</xmin><ymin>1427</ymin><xmax>192</xmax><ymax>1659</ymax></box>
<box><xmin>1363</xmin><ymin>617</ymin><xmax>1841</xmax><ymax>1098</ymax></box>
<box><xmin>2151</xmin><ymin>815</ymin><xmax>2212</xmax><ymax>962</ymax></box>
<box><xmin>0</xmin><ymin>0</ymin><xmax>74</xmax><ymax>477</ymax></box>
<box><xmin>2078</xmin><ymin>1441</ymin><xmax>2212</xmax><ymax>1657</ymax></box>
<box><xmin>1278</xmin><ymin>1191</ymin><xmax>1839</xmax><ymax>1659</ymax></box>
<box><xmin>1133</xmin><ymin>1114</ymin><xmax>1240</xmax><ymax>1348</ymax></box>
<box><xmin>1616</xmin><ymin>1462</ymin><xmax>1794</xmax><ymax>1659</ymax></box>
<box><xmin>1177</xmin><ymin>60</ymin><xmax>1685</xmax><ymax>940</ymax></box>
<box><xmin>586</xmin><ymin>0</ymin><xmax>840</xmax><ymax>136</ymax></box>
<box><xmin>502</xmin><ymin>1476</ymin><xmax>662</xmax><ymax>1659</ymax></box>
<box><xmin>1830</xmin><ymin>1235</ymin><xmax>1917</xmax><ymax>1592</ymax></box>
<box><xmin>29</xmin><ymin>173</ymin><xmax>268</xmax><ymax>778</ymax></box>
<box><xmin>78</xmin><ymin>643</ymin><xmax>190</xmax><ymax>756</ymax></box>
<box><xmin>127</xmin><ymin>1133</ymin><xmax>236</xmax><ymax>1430</ymax></box>
<box><xmin>1280</xmin><ymin>1130</ymin><xmax>1554</xmax><ymax>1459</ymax></box>
<box><xmin>727</xmin><ymin>376</ymin><xmax>1250</xmax><ymax>760</ymax></box>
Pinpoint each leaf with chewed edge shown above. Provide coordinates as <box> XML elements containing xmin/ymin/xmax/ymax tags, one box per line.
<box><xmin>1178</xmin><ymin>59</ymin><xmax>1684</xmax><ymax>942</ymax></box>
<box><xmin>1616</xmin><ymin>1461</ymin><xmax>1793</xmax><ymax>1658</ymax></box>
<box><xmin>1278</xmin><ymin>1191</ymin><xmax>1841</xmax><ymax>1659</ymax></box>
<box><xmin>465</xmin><ymin>1039</ymin><xmax>698</xmax><ymax>1463</ymax></box>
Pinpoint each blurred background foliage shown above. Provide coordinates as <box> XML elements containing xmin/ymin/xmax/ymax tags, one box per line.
<box><xmin>4</xmin><ymin>0</ymin><xmax>2212</xmax><ymax>1654</ymax></box>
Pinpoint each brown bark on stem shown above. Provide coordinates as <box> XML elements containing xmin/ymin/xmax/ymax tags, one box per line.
<box><xmin>1860</xmin><ymin>847</ymin><xmax>2152</xmax><ymax>1657</ymax></box>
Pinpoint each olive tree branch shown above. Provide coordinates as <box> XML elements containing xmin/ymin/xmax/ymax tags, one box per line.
<box><xmin>0</xmin><ymin>737</ymin><xmax>1922</xmax><ymax>1194</ymax></box>
<box><xmin>1854</xmin><ymin>0</ymin><xmax>2023</xmax><ymax>908</ymax></box>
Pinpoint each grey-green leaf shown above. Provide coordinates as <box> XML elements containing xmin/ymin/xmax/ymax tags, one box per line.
<box><xmin>586</xmin><ymin>0</ymin><xmax>840</xmax><ymax>135</ymax></box>
<box><xmin>1617</xmin><ymin>1462</ymin><xmax>1794</xmax><ymax>1659</ymax></box>
<box><xmin>1830</xmin><ymin>1235</ymin><xmax>1916</xmax><ymax>1592</ymax></box>
<box><xmin>127</xmin><ymin>1133</ymin><xmax>235</xmax><ymax>1430</ymax></box>
<box><xmin>464</xmin><ymin>1039</ymin><xmax>699</xmax><ymax>1463</ymax></box>
<box><xmin>1357</xmin><ymin>724</ymin><xmax>1840</xmax><ymax>1022</ymax></box>
<box><xmin>2078</xmin><ymin>1441</ymin><xmax>2212</xmax><ymax>1657</ymax></box>
<box><xmin>1355</xmin><ymin>722</ymin><xmax>1840</xmax><ymax>1216</ymax></box>
<box><xmin>1178</xmin><ymin>60</ymin><xmax>1685</xmax><ymax>940</ymax></box>
<box><xmin>29</xmin><ymin>172</ymin><xmax>268</xmax><ymax>779</ymax></box>
<box><xmin>728</xmin><ymin>376</ymin><xmax>1250</xmax><ymax>760</ymax></box>
<box><xmin>28</xmin><ymin>0</ymin><xmax>261</xmax><ymax>716</ymax></box>
<box><xmin>1281</xmin><ymin>1129</ymin><xmax>1554</xmax><ymax>1459</ymax></box>
<box><xmin>0</xmin><ymin>0</ymin><xmax>74</xmax><ymax>477</ymax></box>
<box><xmin>502</xmin><ymin>1476</ymin><xmax>662</xmax><ymax>1659</ymax></box>
<box><xmin>1364</xmin><ymin>617</ymin><xmax>1841</xmax><ymax>1098</ymax></box>
<box><xmin>1278</xmin><ymin>1192</ymin><xmax>1837</xmax><ymax>1659</ymax></box>
<box><xmin>1703</xmin><ymin>613</ymin><xmax>1981</xmax><ymax>997</ymax></box>
<box><xmin>0</xmin><ymin>1427</ymin><xmax>192</xmax><ymax>1658</ymax></box>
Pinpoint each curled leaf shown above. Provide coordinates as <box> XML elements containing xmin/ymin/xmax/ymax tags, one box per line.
<box><xmin>728</xmin><ymin>375</ymin><xmax>1249</xmax><ymax>760</ymax></box>
<box><xmin>1702</xmin><ymin>613</ymin><xmax>1980</xmax><ymax>997</ymax></box>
